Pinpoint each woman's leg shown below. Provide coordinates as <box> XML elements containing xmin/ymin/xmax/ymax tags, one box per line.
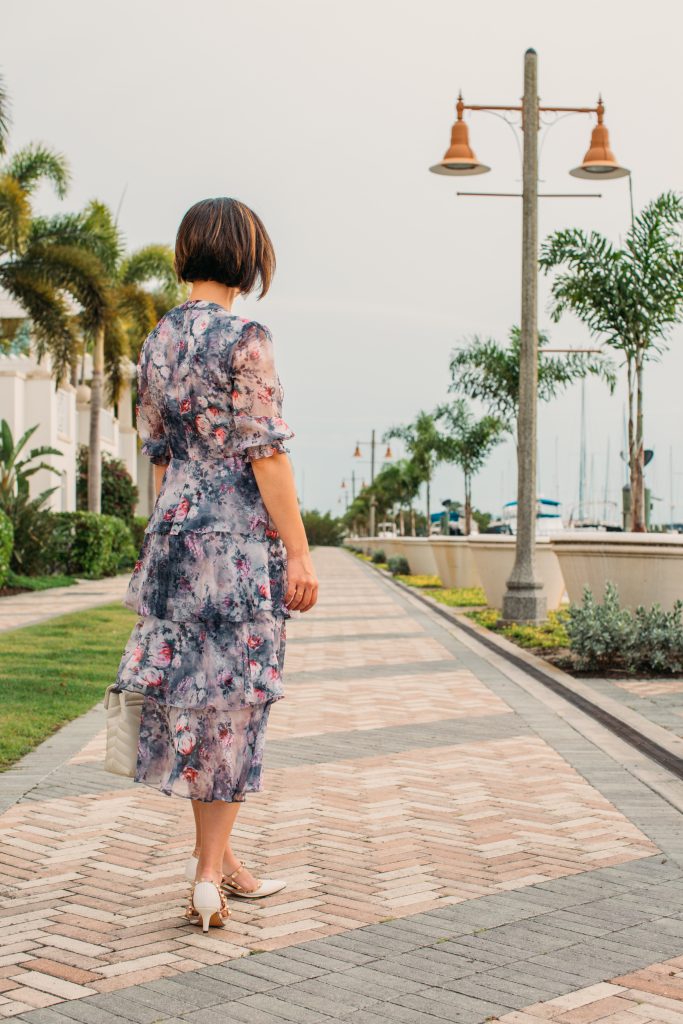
<box><xmin>195</xmin><ymin>800</ymin><xmax>241</xmax><ymax>884</ymax></box>
<box><xmin>191</xmin><ymin>801</ymin><xmax>201</xmax><ymax>859</ymax></box>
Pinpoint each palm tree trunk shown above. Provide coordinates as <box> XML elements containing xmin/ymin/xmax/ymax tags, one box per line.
<box><xmin>626</xmin><ymin>355</ymin><xmax>636</xmax><ymax>530</ymax></box>
<box><xmin>399</xmin><ymin>507</ymin><xmax>405</xmax><ymax>536</ymax></box>
<box><xmin>410</xmin><ymin>507</ymin><xmax>416</xmax><ymax>536</ymax></box>
<box><xmin>632</xmin><ymin>349</ymin><xmax>646</xmax><ymax>532</ymax></box>
<box><xmin>464</xmin><ymin>473</ymin><xmax>472</xmax><ymax>536</ymax></box>
<box><xmin>88</xmin><ymin>327</ymin><xmax>104</xmax><ymax>514</ymax></box>
<box><xmin>426</xmin><ymin>475</ymin><xmax>431</xmax><ymax>526</ymax></box>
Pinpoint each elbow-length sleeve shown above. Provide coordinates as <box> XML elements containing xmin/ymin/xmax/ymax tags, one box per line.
<box><xmin>230</xmin><ymin>321</ymin><xmax>295</xmax><ymax>460</ymax></box>
<box><xmin>135</xmin><ymin>344</ymin><xmax>171</xmax><ymax>466</ymax></box>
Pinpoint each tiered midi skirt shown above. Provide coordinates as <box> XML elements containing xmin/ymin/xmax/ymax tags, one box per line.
<box><xmin>112</xmin><ymin>523</ymin><xmax>288</xmax><ymax>803</ymax></box>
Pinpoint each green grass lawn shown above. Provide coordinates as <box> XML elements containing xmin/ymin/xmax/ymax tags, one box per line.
<box><xmin>0</xmin><ymin>602</ymin><xmax>137</xmax><ymax>770</ymax></box>
<box><xmin>5</xmin><ymin>570</ymin><xmax>77</xmax><ymax>592</ymax></box>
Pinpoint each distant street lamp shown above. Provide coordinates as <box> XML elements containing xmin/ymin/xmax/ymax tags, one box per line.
<box><xmin>353</xmin><ymin>430</ymin><xmax>393</xmax><ymax>536</ymax></box>
<box><xmin>429</xmin><ymin>48</ymin><xmax>628</xmax><ymax>622</ymax></box>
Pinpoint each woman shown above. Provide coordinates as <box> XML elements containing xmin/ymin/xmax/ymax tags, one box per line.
<box><xmin>112</xmin><ymin>197</ymin><xmax>318</xmax><ymax>931</ymax></box>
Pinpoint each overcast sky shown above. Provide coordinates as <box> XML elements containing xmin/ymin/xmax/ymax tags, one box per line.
<box><xmin>4</xmin><ymin>0</ymin><xmax>683</xmax><ymax>523</ymax></box>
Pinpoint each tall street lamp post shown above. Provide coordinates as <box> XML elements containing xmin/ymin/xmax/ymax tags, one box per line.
<box><xmin>353</xmin><ymin>430</ymin><xmax>393</xmax><ymax>536</ymax></box>
<box><xmin>430</xmin><ymin>47</ymin><xmax>628</xmax><ymax>622</ymax></box>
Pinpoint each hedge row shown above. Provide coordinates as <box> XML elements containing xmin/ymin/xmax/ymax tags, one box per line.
<box><xmin>0</xmin><ymin>509</ymin><xmax>13</xmax><ymax>588</ymax></box>
<box><xmin>43</xmin><ymin>512</ymin><xmax>138</xmax><ymax>578</ymax></box>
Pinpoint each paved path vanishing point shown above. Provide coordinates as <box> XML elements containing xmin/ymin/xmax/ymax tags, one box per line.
<box><xmin>2</xmin><ymin>546</ymin><xmax>683</xmax><ymax>1023</ymax></box>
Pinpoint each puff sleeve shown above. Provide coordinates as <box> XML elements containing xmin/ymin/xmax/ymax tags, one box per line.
<box><xmin>135</xmin><ymin>344</ymin><xmax>171</xmax><ymax>466</ymax></box>
<box><xmin>230</xmin><ymin>321</ymin><xmax>295</xmax><ymax>460</ymax></box>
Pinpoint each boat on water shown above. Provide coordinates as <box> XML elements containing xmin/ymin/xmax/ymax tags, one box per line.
<box><xmin>486</xmin><ymin>497</ymin><xmax>564</xmax><ymax>536</ymax></box>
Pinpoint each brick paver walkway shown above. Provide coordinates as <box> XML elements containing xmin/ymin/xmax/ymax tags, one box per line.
<box><xmin>2</xmin><ymin>547</ymin><xmax>683</xmax><ymax>1022</ymax></box>
<box><xmin>0</xmin><ymin>577</ymin><xmax>130</xmax><ymax>633</ymax></box>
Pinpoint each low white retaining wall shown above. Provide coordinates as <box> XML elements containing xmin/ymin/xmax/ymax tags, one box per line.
<box><xmin>429</xmin><ymin>538</ymin><xmax>482</xmax><ymax>590</ymax></box>
<box><xmin>549</xmin><ymin>532</ymin><xmax>683</xmax><ymax>611</ymax></box>
<box><xmin>469</xmin><ymin>536</ymin><xmax>566</xmax><ymax>611</ymax></box>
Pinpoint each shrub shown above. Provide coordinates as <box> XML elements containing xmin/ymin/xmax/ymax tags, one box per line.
<box><xmin>44</xmin><ymin>512</ymin><xmax>135</xmax><ymax>579</ymax></box>
<box><xmin>567</xmin><ymin>582</ymin><xmax>683</xmax><ymax>674</ymax></box>
<box><xmin>371</xmin><ymin>549</ymin><xmax>386</xmax><ymax>564</ymax></box>
<box><xmin>76</xmin><ymin>445</ymin><xmax>139</xmax><ymax>524</ymax></box>
<box><xmin>131</xmin><ymin>515</ymin><xmax>148</xmax><ymax>552</ymax></box>
<box><xmin>11</xmin><ymin>509</ymin><xmax>57</xmax><ymax>576</ymax></box>
<box><xmin>387</xmin><ymin>555</ymin><xmax>410</xmax><ymax>575</ymax></box>
<box><xmin>0</xmin><ymin>509</ymin><xmax>13</xmax><ymax>588</ymax></box>
<box><xmin>1</xmin><ymin>419</ymin><xmax>62</xmax><ymax>574</ymax></box>
<box><xmin>567</xmin><ymin>583</ymin><xmax>633</xmax><ymax>671</ymax></box>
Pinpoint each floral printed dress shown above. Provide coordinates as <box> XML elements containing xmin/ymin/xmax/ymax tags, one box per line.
<box><xmin>112</xmin><ymin>299</ymin><xmax>294</xmax><ymax>802</ymax></box>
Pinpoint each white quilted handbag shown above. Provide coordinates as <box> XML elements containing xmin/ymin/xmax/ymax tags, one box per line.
<box><xmin>103</xmin><ymin>685</ymin><xmax>143</xmax><ymax>777</ymax></box>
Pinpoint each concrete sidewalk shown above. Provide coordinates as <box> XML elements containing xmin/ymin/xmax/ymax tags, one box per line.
<box><xmin>2</xmin><ymin>547</ymin><xmax>683</xmax><ymax>1023</ymax></box>
<box><xmin>0</xmin><ymin>576</ymin><xmax>130</xmax><ymax>633</ymax></box>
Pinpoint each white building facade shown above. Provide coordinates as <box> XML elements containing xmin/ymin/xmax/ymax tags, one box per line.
<box><xmin>0</xmin><ymin>294</ymin><xmax>153</xmax><ymax>517</ymax></box>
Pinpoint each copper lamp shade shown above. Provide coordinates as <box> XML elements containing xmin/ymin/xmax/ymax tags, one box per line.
<box><xmin>430</xmin><ymin>95</ymin><xmax>490</xmax><ymax>176</ymax></box>
<box><xmin>570</xmin><ymin>99</ymin><xmax>629</xmax><ymax>180</ymax></box>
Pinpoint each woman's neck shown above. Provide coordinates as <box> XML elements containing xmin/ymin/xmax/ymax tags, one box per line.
<box><xmin>189</xmin><ymin>281</ymin><xmax>240</xmax><ymax>312</ymax></box>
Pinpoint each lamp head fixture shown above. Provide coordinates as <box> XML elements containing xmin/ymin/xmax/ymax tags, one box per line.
<box><xmin>570</xmin><ymin>97</ymin><xmax>629</xmax><ymax>180</ymax></box>
<box><xmin>429</xmin><ymin>94</ymin><xmax>491</xmax><ymax>176</ymax></box>
<box><xmin>384</xmin><ymin>445</ymin><xmax>393</xmax><ymax>459</ymax></box>
<box><xmin>353</xmin><ymin>444</ymin><xmax>362</xmax><ymax>458</ymax></box>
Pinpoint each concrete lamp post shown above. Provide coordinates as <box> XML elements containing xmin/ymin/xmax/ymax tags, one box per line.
<box><xmin>429</xmin><ymin>47</ymin><xmax>629</xmax><ymax>622</ymax></box>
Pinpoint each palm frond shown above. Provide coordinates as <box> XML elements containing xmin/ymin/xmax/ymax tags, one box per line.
<box><xmin>82</xmin><ymin>200</ymin><xmax>124</xmax><ymax>274</ymax></box>
<box><xmin>120</xmin><ymin>244</ymin><xmax>178</xmax><ymax>298</ymax></box>
<box><xmin>0</xmin><ymin>263</ymin><xmax>75</xmax><ymax>381</ymax></box>
<box><xmin>115</xmin><ymin>282</ymin><xmax>157</xmax><ymax>336</ymax></box>
<box><xmin>103</xmin><ymin>315</ymin><xmax>129</xmax><ymax>404</ymax></box>
<box><xmin>20</xmin><ymin>242</ymin><xmax>108</xmax><ymax>334</ymax></box>
<box><xmin>4</xmin><ymin>143</ymin><xmax>70</xmax><ymax>199</ymax></box>
<box><xmin>0</xmin><ymin>173</ymin><xmax>31</xmax><ymax>254</ymax></box>
<box><xmin>0</xmin><ymin>73</ymin><xmax>10</xmax><ymax>156</ymax></box>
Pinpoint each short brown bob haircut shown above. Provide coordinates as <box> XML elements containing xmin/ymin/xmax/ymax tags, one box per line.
<box><xmin>175</xmin><ymin>197</ymin><xmax>275</xmax><ymax>299</ymax></box>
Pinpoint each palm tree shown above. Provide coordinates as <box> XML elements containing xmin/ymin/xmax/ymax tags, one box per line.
<box><xmin>0</xmin><ymin>77</ymin><xmax>107</xmax><ymax>381</ymax></box>
<box><xmin>434</xmin><ymin>400</ymin><xmax>505</xmax><ymax>536</ymax></box>
<box><xmin>540</xmin><ymin>192</ymin><xmax>683</xmax><ymax>532</ymax></box>
<box><xmin>369</xmin><ymin>460</ymin><xmax>421</xmax><ymax>536</ymax></box>
<box><xmin>384</xmin><ymin>411</ymin><xmax>442</xmax><ymax>524</ymax></box>
<box><xmin>79</xmin><ymin>201</ymin><xmax>180</xmax><ymax>512</ymax></box>
<box><xmin>448</xmin><ymin>326</ymin><xmax>615</xmax><ymax>433</ymax></box>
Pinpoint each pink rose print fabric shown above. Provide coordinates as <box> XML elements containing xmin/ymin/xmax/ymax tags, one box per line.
<box><xmin>111</xmin><ymin>300</ymin><xmax>294</xmax><ymax>802</ymax></box>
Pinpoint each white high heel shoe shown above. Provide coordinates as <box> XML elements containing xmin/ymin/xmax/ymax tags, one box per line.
<box><xmin>184</xmin><ymin>855</ymin><xmax>286</xmax><ymax>898</ymax></box>
<box><xmin>190</xmin><ymin>880</ymin><xmax>230</xmax><ymax>932</ymax></box>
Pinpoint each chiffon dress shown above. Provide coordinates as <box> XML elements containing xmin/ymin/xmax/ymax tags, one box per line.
<box><xmin>112</xmin><ymin>299</ymin><xmax>294</xmax><ymax>802</ymax></box>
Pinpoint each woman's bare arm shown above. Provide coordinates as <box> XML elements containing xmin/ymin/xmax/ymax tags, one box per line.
<box><xmin>252</xmin><ymin>452</ymin><xmax>318</xmax><ymax>612</ymax></box>
<box><xmin>153</xmin><ymin>463</ymin><xmax>168</xmax><ymax>498</ymax></box>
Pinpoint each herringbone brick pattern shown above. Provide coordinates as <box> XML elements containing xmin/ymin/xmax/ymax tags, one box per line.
<box><xmin>0</xmin><ymin>548</ymin><xmax>661</xmax><ymax>1016</ymax></box>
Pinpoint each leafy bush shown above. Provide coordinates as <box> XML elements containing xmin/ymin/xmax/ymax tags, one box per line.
<box><xmin>76</xmin><ymin>445</ymin><xmax>139</xmax><ymax>524</ymax></box>
<box><xmin>371</xmin><ymin>549</ymin><xmax>386</xmax><ymax>564</ymax></box>
<box><xmin>567</xmin><ymin>583</ymin><xmax>633</xmax><ymax>671</ymax></box>
<box><xmin>131</xmin><ymin>515</ymin><xmax>149</xmax><ymax>552</ymax></box>
<box><xmin>0</xmin><ymin>509</ymin><xmax>13</xmax><ymax>588</ymax></box>
<box><xmin>0</xmin><ymin>419</ymin><xmax>62</xmax><ymax>574</ymax></box>
<box><xmin>567</xmin><ymin>582</ymin><xmax>683</xmax><ymax>674</ymax></box>
<box><xmin>44</xmin><ymin>512</ymin><xmax>135</xmax><ymax>578</ymax></box>
<box><xmin>387</xmin><ymin>555</ymin><xmax>411</xmax><ymax>576</ymax></box>
<box><xmin>301</xmin><ymin>509</ymin><xmax>345</xmax><ymax>546</ymax></box>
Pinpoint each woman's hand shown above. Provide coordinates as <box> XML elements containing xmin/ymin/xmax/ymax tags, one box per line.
<box><xmin>284</xmin><ymin>551</ymin><xmax>318</xmax><ymax>612</ymax></box>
